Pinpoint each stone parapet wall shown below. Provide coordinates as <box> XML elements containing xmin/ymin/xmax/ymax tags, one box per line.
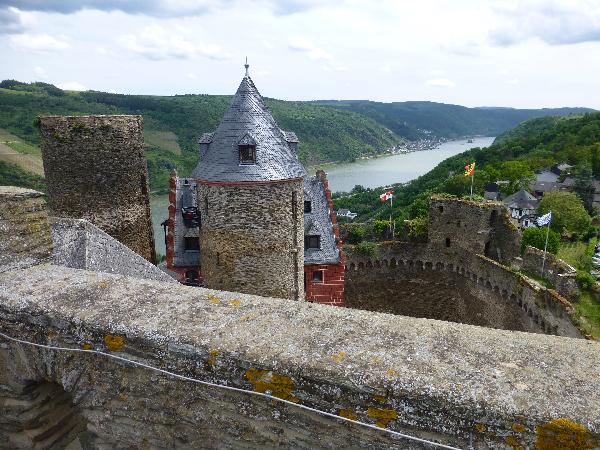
<box><xmin>0</xmin><ymin>264</ymin><xmax>598</xmax><ymax>449</ymax></box>
<box><xmin>197</xmin><ymin>180</ymin><xmax>304</xmax><ymax>300</ymax></box>
<box><xmin>0</xmin><ymin>187</ymin><xmax>52</xmax><ymax>273</ymax></box>
<box><xmin>39</xmin><ymin>115</ymin><xmax>156</xmax><ymax>263</ymax></box>
<box><xmin>51</xmin><ymin>217</ymin><xmax>175</xmax><ymax>283</ymax></box>
<box><xmin>345</xmin><ymin>241</ymin><xmax>584</xmax><ymax>338</ymax></box>
<box><xmin>522</xmin><ymin>246</ymin><xmax>579</xmax><ymax>298</ymax></box>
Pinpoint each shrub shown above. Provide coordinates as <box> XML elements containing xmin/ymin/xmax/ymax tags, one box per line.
<box><xmin>407</xmin><ymin>216</ymin><xmax>428</xmax><ymax>241</ymax></box>
<box><xmin>576</xmin><ymin>271</ymin><xmax>596</xmax><ymax>291</ymax></box>
<box><xmin>346</xmin><ymin>224</ymin><xmax>366</xmax><ymax>244</ymax></box>
<box><xmin>521</xmin><ymin>227</ymin><xmax>560</xmax><ymax>254</ymax></box>
<box><xmin>354</xmin><ymin>241</ymin><xmax>378</xmax><ymax>258</ymax></box>
<box><xmin>373</xmin><ymin>220</ymin><xmax>391</xmax><ymax>237</ymax></box>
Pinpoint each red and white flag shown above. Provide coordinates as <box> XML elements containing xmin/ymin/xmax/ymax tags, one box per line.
<box><xmin>380</xmin><ymin>190</ymin><xmax>393</xmax><ymax>202</ymax></box>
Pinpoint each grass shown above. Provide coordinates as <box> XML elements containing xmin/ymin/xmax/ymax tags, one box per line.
<box><xmin>575</xmin><ymin>291</ymin><xmax>600</xmax><ymax>339</ymax></box>
<box><xmin>145</xmin><ymin>130</ymin><xmax>182</xmax><ymax>155</ymax></box>
<box><xmin>557</xmin><ymin>240</ymin><xmax>595</xmax><ymax>271</ymax></box>
<box><xmin>6</xmin><ymin>140</ymin><xmax>41</xmax><ymax>156</ymax></box>
<box><xmin>516</xmin><ymin>268</ymin><xmax>555</xmax><ymax>289</ymax></box>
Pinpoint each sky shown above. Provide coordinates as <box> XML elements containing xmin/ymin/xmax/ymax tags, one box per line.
<box><xmin>0</xmin><ymin>0</ymin><xmax>599</xmax><ymax>109</ymax></box>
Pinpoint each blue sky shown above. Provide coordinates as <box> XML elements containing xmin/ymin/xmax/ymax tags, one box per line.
<box><xmin>1</xmin><ymin>0</ymin><xmax>599</xmax><ymax>108</ymax></box>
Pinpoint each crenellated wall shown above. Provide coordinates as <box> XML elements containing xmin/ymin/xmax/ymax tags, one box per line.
<box><xmin>344</xmin><ymin>197</ymin><xmax>585</xmax><ymax>338</ymax></box>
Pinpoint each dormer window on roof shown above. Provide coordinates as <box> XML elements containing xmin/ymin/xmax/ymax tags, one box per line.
<box><xmin>239</xmin><ymin>145</ymin><xmax>256</xmax><ymax>165</ymax></box>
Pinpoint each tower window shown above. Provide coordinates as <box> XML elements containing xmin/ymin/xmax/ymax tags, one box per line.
<box><xmin>184</xmin><ymin>237</ymin><xmax>199</xmax><ymax>251</ymax></box>
<box><xmin>305</xmin><ymin>235</ymin><xmax>320</xmax><ymax>250</ymax></box>
<box><xmin>304</xmin><ymin>201</ymin><xmax>312</xmax><ymax>213</ymax></box>
<box><xmin>239</xmin><ymin>145</ymin><xmax>256</xmax><ymax>165</ymax></box>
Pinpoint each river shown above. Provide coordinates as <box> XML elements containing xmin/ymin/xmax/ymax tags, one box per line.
<box><xmin>150</xmin><ymin>136</ymin><xmax>495</xmax><ymax>255</ymax></box>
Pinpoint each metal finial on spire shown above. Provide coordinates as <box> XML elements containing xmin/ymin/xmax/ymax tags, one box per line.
<box><xmin>244</xmin><ymin>57</ymin><xmax>249</xmax><ymax>76</ymax></box>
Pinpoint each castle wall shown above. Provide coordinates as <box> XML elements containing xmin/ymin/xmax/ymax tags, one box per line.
<box><xmin>428</xmin><ymin>197</ymin><xmax>521</xmax><ymax>263</ymax></box>
<box><xmin>197</xmin><ymin>179</ymin><xmax>304</xmax><ymax>300</ymax></box>
<box><xmin>0</xmin><ymin>186</ymin><xmax>52</xmax><ymax>273</ymax></box>
<box><xmin>344</xmin><ymin>242</ymin><xmax>584</xmax><ymax>338</ymax></box>
<box><xmin>0</xmin><ymin>264</ymin><xmax>598</xmax><ymax>449</ymax></box>
<box><xmin>39</xmin><ymin>115</ymin><xmax>156</xmax><ymax>263</ymax></box>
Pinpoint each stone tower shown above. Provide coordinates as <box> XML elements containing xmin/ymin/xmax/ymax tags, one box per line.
<box><xmin>192</xmin><ymin>66</ymin><xmax>306</xmax><ymax>300</ymax></box>
<box><xmin>39</xmin><ymin>115</ymin><xmax>156</xmax><ymax>263</ymax></box>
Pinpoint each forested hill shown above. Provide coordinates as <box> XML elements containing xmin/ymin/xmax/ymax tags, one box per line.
<box><xmin>0</xmin><ymin>79</ymin><xmax>593</xmax><ymax>191</ymax></box>
<box><xmin>313</xmin><ymin>100</ymin><xmax>592</xmax><ymax>141</ymax></box>
<box><xmin>333</xmin><ymin>112</ymin><xmax>600</xmax><ymax>222</ymax></box>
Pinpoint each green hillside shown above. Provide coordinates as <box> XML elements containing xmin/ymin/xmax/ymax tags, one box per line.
<box><xmin>0</xmin><ymin>80</ymin><xmax>593</xmax><ymax>193</ymax></box>
<box><xmin>334</xmin><ymin>112</ymin><xmax>600</xmax><ymax>222</ymax></box>
<box><xmin>314</xmin><ymin>100</ymin><xmax>592</xmax><ymax>140</ymax></box>
<box><xmin>0</xmin><ymin>80</ymin><xmax>402</xmax><ymax>191</ymax></box>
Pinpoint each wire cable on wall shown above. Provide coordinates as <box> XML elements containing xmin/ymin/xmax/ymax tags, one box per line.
<box><xmin>0</xmin><ymin>330</ymin><xmax>463</xmax><ymax>450</ymax></box>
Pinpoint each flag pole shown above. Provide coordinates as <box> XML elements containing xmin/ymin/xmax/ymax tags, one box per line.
<box><xmin>541</xmin><ymin>218</ymin><xmax>551</xmax><ymax>278</ymax></box>
<box><xmin>390</xmin><ymin>194</ymin><xmax>394</xmax><ymax>239</ymax></box>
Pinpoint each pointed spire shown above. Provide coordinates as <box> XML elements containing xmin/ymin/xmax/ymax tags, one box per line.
<box><xmin>244</xmin><ymin>57</ymin><xmax>249</xmax><ymax>77</ymax></box>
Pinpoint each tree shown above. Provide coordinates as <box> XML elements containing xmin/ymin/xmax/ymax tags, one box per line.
<box><xmin>521</xmin><ymin>227</ymin><xmax>560</xmax><ymax>254</ymax></box>
<box><xmin>572</xmin><ymin>163</ymin><xmax>595</xmax><ymax>214</ymax></box>
<box><xmin>497</xmin><ymin>160</ymin><xmax>535</xmax><ymax>195</ymax></box>
<box><xmin>538</xmin><ymin>191</ymin><xmax>592</xmax><ymax>236</ymax></box>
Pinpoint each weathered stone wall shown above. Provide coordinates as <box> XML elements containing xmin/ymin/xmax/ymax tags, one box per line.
<box><xmin>197</xmin><ymin>180</ymin><xmax>304</xmax><ymax>300</ymax></box>
<box><xmin>51</xmin><ymin>217</ymin><xmax>175</xmax><ymax>283</ymax></box>
<box><xmin>0</xmin><ymin>187</ymin><xmax>52</xmax><ymax>273</ymax></box>
<box><xmin>39</xmin><ymin>115</ymin><xmax>156</xmax><ymax>263</ymax></box>
<box><xmin>428</xmin><ymin>196</ymin><xmax>521</xmax><ymax>263</ymax></box>
<box><xmin>0</xmin><ymin>264</ymin><xmax>599</xmax><ymax>449</ymax></box>
<box><xmin>522</xmin><ymin>245</ymin><xmax>579</xmax><ymax>298</ymax></box>
<box><xmin>345</xmin><ymin>242</ymin><xmax>584</xmax><ymax>338</ymax></box>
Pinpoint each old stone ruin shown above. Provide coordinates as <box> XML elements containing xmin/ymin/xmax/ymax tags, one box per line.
<box><xmin>0</xmin><ymin>112</ymin><xmax>599</xmax><ymax>449</ymax></box>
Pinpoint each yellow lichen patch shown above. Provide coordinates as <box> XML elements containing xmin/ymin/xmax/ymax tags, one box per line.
<box><xmin>512</xmin><ymin>423</ymin><xmax>526</xmax><ymax>433</ymax></box>
<box><xmin>505</xmin><ymin>435</ymin><xmax>523</xmax><ymax>450</ymax></box>
<box><xmin>339</xmin><ymin>408</ymin><xmax>357</xmax><ymax>421</ymax></box>
<box><xmin>367</xmin><ymin>407</ymin><xmax>397</xmax><ymax>428</ymax></box>
<box><xmin>239</xmin><ymin>315</ymin><xmax>254</xmax><ymax>322</ymax></box>
<box><xmin>385</xmin><ymin>369</ymin><xmax>397</xmax><ymax>377</ymax></box>
<box><xmin>228</xmin><ymin>299</ymin><xmax>242</xmax><ymax>306</ymax></box>
<box><xmin>245</xmin><ymin>368</ymin><xmax>299</xmax><ymax>403</ymax></box>
<box><xmin>118</xmin><ymin>393</ymin><xmax>127</xmax><ymax>401</ymax></box>
<box><xmin>104</xmin><ymin>334</ymin><xmax>125</xmax><ymax>352</ymax></box>
<box><xmin>373</xmin><ymin>394</ymin><xmax>387</xmax><ymax>403</ymax></box>
<box><xmin>47</xmin><ymin>330</ymin><xmax>59</xmax><ymax>339</ymax></box>
<box><xmin>99</xmin><ymin>280</ymin><xmax>109</xmax><ymax>289</ymax></box>
<box><xmin>331</xmin><ymin>351</ymin><xmax>347</xmax><ymax>363</ymax></box>
<box><xmin>207</xmin><ymin>349</ymin><xmax>219</xmax><ymax>366</ymax></box>
<box><xmin>475</xmin><ymin>423</ymin><xmax>486</xmax><ymax>433</ymax></box>
<box><xmin>82</xmin><ymin>342</ymin><xmax>93</xmax><ymax>350</ymax></box>
<box><xmin>536</xmin><ymin>418</ymin><xmax>597</xmax><ymax>450</ymax></box>
<box><xmin>206</xmin><ymin>294</ymin><xmax>221</xmax><ymax>305</ymax></box>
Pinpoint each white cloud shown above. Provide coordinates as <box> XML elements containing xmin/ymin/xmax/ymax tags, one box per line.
<box><xmin>33</xmin><ymin>66</ymin><xmax>48</xmax><ymax>79</ymax></box>
<box><xmin>490</xmin><ymin>0</ymin><xmax>600</xmax><ymax>46</ymax></box>
<box><xmin>187</xmin><ymin>72</ymin><xmax>198</xmax><ymax>79</ymax></box>
<box><xmin>119</xmin><ymin>24</ymin><xmax>230</xmax><ymax>60</ymax></box>
<box><xmin>9</xmin><ymin>33</ymin><xmax>70</xmax><ymax>52</ymax></box>
<box><xmin>288</xmin><ymin>37</ymin><xmax>332</xmax><ymax>61</ymax></box>
<box><xmin>57</xmin><ymin>81</ymin><xmax>86</xmax><ymax>91</ymax></box>
<box><xmin>0</xmin><ymin>6</ymin><xmax>24</xmax><ymax>34</ymax></box>
<box><xmin>424</xmin><ymin>78</ymin><xmax>456</xmax><ymax>88</ymax></box>
<box><xmin>505</xmin><ymin>79</ymin><xmax>520</xmax><ymax>85</ymax></box>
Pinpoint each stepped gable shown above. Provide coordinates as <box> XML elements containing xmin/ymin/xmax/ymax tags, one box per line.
<box><xmin>192</xmin><ymin>74</ymin><xmax>306</xmax><ymax>182</ymax></box>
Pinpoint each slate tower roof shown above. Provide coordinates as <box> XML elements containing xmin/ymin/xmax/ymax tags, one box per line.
<box><xmin>192</xmin><ymin>69</ymin><xmax>306</xmax><ymax>182</ymax></box>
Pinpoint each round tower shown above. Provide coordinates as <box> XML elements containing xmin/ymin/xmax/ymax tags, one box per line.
<box><xmin>192</xmin><ymin>65</ymin><xmax>305</xmax><ymax>300</ymax></box>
